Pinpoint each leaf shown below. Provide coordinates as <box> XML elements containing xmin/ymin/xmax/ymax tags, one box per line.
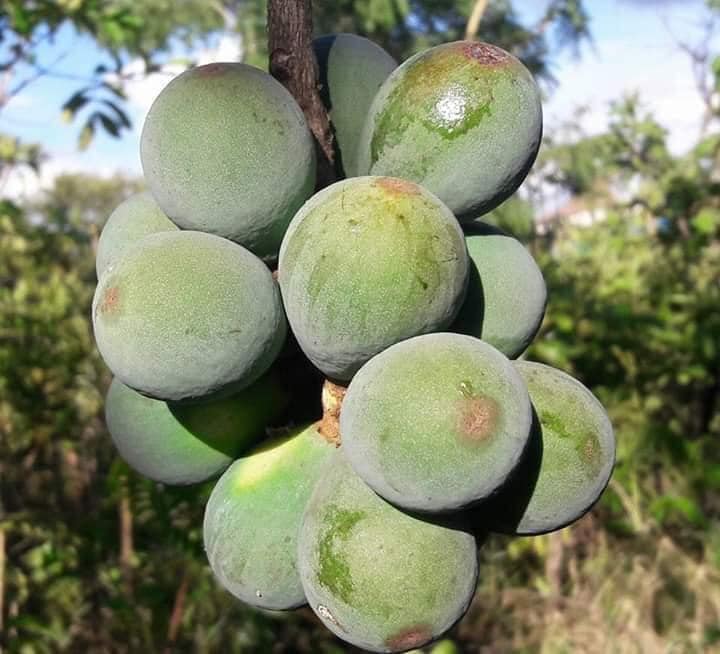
<box><xmin>60</xmin><ymin>90</ymin><xmax>89</xmax><ymax>123</ymax></box>
<box><xmin>97</xmin><ymin>113</ymin><xmax>120</xmax><ymax>138</ymax></box>
<box><xmin>77</xmin><ymin>122</ymin><xmax>95</xmax><ymax>151</ymax></box>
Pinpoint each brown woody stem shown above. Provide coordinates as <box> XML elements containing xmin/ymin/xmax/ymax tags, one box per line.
<box><xmin>267</xmin><ymin>0</ymin><xmax>336</xmax><ymax>189</ymax></box>
<box><xmin>316</xmin><ymin>380</ymin><xmax>346</xmax><ymax>446</ymax></box>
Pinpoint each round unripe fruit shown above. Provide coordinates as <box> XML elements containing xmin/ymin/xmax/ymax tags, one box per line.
<box><xmin>340</xmin><ymin>333</ymin><xmax>532</xmax><ymax>512</ymax></box>
<box><xmin>298</xmin><ymin>452</ymin><xmax>478</xmax><ymax>652</ymax></box>
<box><xmin>96</xmin><ymin>192</ymin><xmax>178</xmax><ymax>278</ymax></box>
<box><xmin>357</xmin><ymin>41</ymin><xmax>542</xmax><ymax>219</ymax></box>
<box><xmin>313</xmin><ymin>34</ymin><xmax>397</xmax><ymax>177</ymax></box>
<box><xmin>451</xmin><ymin>221</ymin><xmax>546</xmax><ymax>358</ymax></box>
<box><xmin>105</xmin><ymin>374</ymin><xmax>287</xmax><ymax>485</ymax></box>
<box><xmin>140</xmin><ymin>63</ymin><xmax>316</xmax><ymax>259</ymax></box>
<box><xmin>485</xmin><ymin>361</ymin><xmax>616</xmax><ymax>535</ymax></box>
<box><xmin>203</xmin><ymin>424</ymin><xmax>335</xmax><ymax>610</ymax></box>
<box><xmin>92</xmin><ymin>230</ymin><xmax>286</xmax><ymax>402</ymax></box>
<box><xmin>279</xmin><ymin>177</ymin><xmax>469</xmax><ymax>381</ymax></box>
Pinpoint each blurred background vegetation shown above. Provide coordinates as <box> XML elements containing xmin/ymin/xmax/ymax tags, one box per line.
<box><xmin>1</xmin><ymin>1</ymin><xmax>719</xmax><ymax>652</ymax></box>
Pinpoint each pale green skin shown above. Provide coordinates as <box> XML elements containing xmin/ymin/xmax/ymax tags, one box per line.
<box><xmin>203</xmin><ymin>424</ymin><xmax>335</xmax><ymax>610</ymax></box>
<box><xmin>452</xmin><ymin>222</ymin><xmax>547</xmax><ymax>358</ymax></box>
<box><xmin>96</xmin><ymin>192</ymin><xmax>178</xmax><ymax>278</ymax></box>
<box><xmin>357</xmin><ymin>41</ymin><xmax>542</xmax><ymax>219</ymax></box>
<box><xmin>278</xmin><ymin>177</ymin><xmax>469</xmax><ymax>381</ymax></box>
<box><xmin>140</xmin><ymin>63</ymin><xmax>316</xmax><ymax>260</ymax></box>
<box><xmin>298</xmin><ymin>452</ymin><xmax>478</xmax><ymax>653</ymax></box>
<box><xmin>105</xmin><ymin>374</ymin><xmax>286</xmax><ymax>485</ymax></box>
<box><xmin>93</xmin><ymin>231</ymin><xmax>286</xmax><ymax>402</ymax></box>
<box><xmin>488</xmin><ymin>362</ymin><xmax>616</xmax><ymax>535</ymax></box>
<box><xmin>341</xmin><ymin>333</ymin><xmax>532</xmax><ymax>512</ymax></box>
<box><xmin>314</xmin><ymin>33</ymin><xmax>397</xmax><ymax>177</ymax></box>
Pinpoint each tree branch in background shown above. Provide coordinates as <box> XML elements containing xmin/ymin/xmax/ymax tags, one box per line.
<box><xmin>119</xmin><ymin>492</ymin><xmax>134</xmax><ymax>594</ymax></box>
<box><xmin>465</xmin><ymin>0</ymin><xmax>490</xmax><ymax>40</ymax></box>
<box><xmin>664</xmin><ymin>13</ymin><xmax>718</xmax><ymax>135</ymax></box>
<box><xmin>0</xmin><ymin>527</ymin><xmax>5</xmax><ymax>646</ymax></box>
<box><xmin>267</xmin><ymin>0</ymin><xmax>336</xmax><ymax>188</ymax></box>
<box><xmin>164</xmin><ymin>570</ymin><xmax>190</xmax><ymax>654</ymax></box>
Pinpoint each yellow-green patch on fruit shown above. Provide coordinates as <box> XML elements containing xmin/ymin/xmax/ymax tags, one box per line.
<box><xmin>105</xmin><ymin>373</ymin><xmax>287</xmax><ymax>485</ymax></box>
<box><xmin>298</xmin><ymin>452</ymin><xmax>478</xmax><ymax>652</ymax></box>
<box><xmin>357</xmin><ymin>41</ymin><xmax>542</xmax><ymax>219</ymax></box>
<box><xmin>314</xmin><ymin>34</ymin><xmax>397</xmax><ymax>177</ymax></box>
<box><xmin>451</xmin><ymin>221</ymin><xmax>546</xmax><ymax>358</ymax></box>
<box><xmin>485</xmin><ymin>361</ymin><xmax>615</xmax><ymax>535</ymax></box>
<box><xmin>96</xmin><ymin>192</ymin><xmax>178</xmax><ymax>278</ymax></box>
<box><xmin>203</xmin><ymin>424</ymin><xmax>335</xmax><ymax>610</ymax></box>
<box><xmin>340</xmin><ymin>332</ymin><xmax>532</xmax><ymax>512</ymax></box>
<box><xmin>278</xmin><ymin>177</ymin><xmax>469</xmax><ymax>381</ymax></box>
<box><xmin>93</xmin><ymin>230</ymin><xmax>286</xmax><ymax>402</ymax></box>
<box><xmin>140</xmin><ymin>63</ymin><xmax>315</xmax><ymax>259</ymax></box>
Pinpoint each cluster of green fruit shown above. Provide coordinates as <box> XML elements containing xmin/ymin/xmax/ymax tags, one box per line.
<box><xmin>92</xmin><ymin>34</ymin><xmax>616</xmax><ymax>653</ymax></box>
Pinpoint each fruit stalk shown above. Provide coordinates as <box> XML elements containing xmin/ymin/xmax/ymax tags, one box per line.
<box><xmin>267</xmin><ymin>0</ymin><xmax>336</xmax><ymax>188</ymax></box>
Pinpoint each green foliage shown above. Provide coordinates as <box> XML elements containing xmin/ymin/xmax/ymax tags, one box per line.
<box><xmin>0</xmin><ymin>0</ymin><xmax>227</xmax><ymax>152</ymax></box>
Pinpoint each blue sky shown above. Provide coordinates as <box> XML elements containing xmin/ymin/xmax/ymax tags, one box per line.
<box><xmin>1</xmin><ymin>0</ymin><xmax>718</xmax><ymax>199</ymax></box>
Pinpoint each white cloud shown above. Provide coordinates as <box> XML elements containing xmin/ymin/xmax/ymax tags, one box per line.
<box><xmin>1</xmin><ymin>151</ymin><xmax>136</xmax><ymax>201</ymax></box>
<box><xmin>114</xmin><ymin>32</ymin><xmax>244</xmax><ymax>131</ymax></box>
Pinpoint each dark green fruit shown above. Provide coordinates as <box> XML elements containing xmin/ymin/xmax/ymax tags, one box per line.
<box><xmin>484</xmin><ymin>361</ymin><xmax>615</xmax><ymax>535</ymax></box>
<box><xmin>314</xmin><ymin>33</ymin><xmax>397</xmax><ymax>177</ymax></box>
<box><xmin>340</xmin><ymin>332</ymin><xmax>532</xmax><ymax>512</ymax></box>
<box><xmin>203</xmin><ymin>424</ymin><xmax>335</xmax><ymax>610</ymax></box>
<box><xmin>278</xmin><ymin>176</ymin><xmax>469</xmax><ymax>381</ymax></box>
<box><xmin>93</xmin><ymin>230</ymin><xmax>286</xmax><ymax>402</ymax></box>
<box><xmin>298</xmin><ymin>452</ymin><xmax>478</xmax><ymax>652</ymax></box>
<box><xmin>451</xmin><ymin>221</ymin><xmax>546</xmax><ymax>358</ymax></box>
<box><xmin>357</xmin><ymin>41</ymin><xmax>542</xmax><ymax>219</ymax></box>
<box><xmin>105</xmin><ymin>373</ymin><xmax>287</xmax><ymax>485</ymax></box>
<box><xmin>96</xmin><ymin>192</ymin><xmax>178</xmax><ymax>278</ymax></box>
<box><xmin>140</xmin><ymin>63</ymin><xmax>315</xmax><ymax>259</ymax></box>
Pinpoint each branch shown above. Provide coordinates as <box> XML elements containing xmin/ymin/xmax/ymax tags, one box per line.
<box><xmin>163</xmin><ymin>570</ymin><xmax>190</xmax><ymax>654</ymax></box>
<box><xmin>465</xmin><ymin>0</ymin><xmax>490</xmax><ymax>40</ymax></box>
<box><xmin>0</xmin><ymin>527</ymin><xmax>5</xmax><ymax>638</ymax></box>
<box><xmin>267</xmin><ymin>0</ymin><xmax>336</xmax><ymax>188</ymax></box>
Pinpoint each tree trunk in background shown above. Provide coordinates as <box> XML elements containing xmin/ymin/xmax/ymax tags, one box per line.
<box><xmin>267</xmin><ymin>0</ymin><xmax>336</xmax><ymax>188</ymax></box>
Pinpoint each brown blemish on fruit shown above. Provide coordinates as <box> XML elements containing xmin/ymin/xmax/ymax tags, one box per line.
<box><xmin>385</xmin><ymin>625</ymin><xmax>432</xmax><ymax>650</ymax></box>
<box><xmin>99</xmin><ymin>287</ymin><xmax>120</xmax><ymax>315</ymax></box>
<box><xmin>195</xmin><ymin>62</ymin><xmax>228</xmax><ymax>77</ymax></box>
<box><xmin>460</xmin><ymin>41</ymin><xmax>512</xmax><ymax>66</ymax></box>
<box><xmin>375</xmin><ymin>177</ymin><xmax>420</xmax><ymax>196</ymax></box>
<box><xmin>457</xmin><ymin>396</ymin><xmax>500</xmax><ymax>444</ymax></box>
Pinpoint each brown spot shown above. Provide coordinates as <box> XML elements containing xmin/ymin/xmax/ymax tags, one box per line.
<box><xmin>385</xmin><ymin>625</ymin><xmax>432</xmax><ymax>651</ymax></box>
<box><xmin>375</xmin><ymin>177</ymin><xmax>421</xmax><ymax>196</ymax></box>
<box><xmin>460</xmin><ymin>41</ymin><xmax>512</xmax><ymax>66</ymax></box>
<box><xmin>195</xmin><ymin>62</ymin><xmax>229</xmax><ymax>77</ymax></box>
<box><xmin>457</xmin><ymin>396</ymin><xmax>500</xmax><ymax>444</ymax></box>
<box><xmin>99</xmin><ymin>287</ymin><xmax>120</xmax><ymax>315</ymax></box>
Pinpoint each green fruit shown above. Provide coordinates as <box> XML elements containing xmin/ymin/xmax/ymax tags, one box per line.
<box><xmin>314</xmin><ymin>33</ymin><xmax>397</xmax><ymax>177</ymax></box>
<box><xmin>340</xmin><ymin>332</ymin><xmax>532</xmax><ymax>512</ymax></box>
<box><xmin>298</xmin><ymin>452</ymin><xmax>478</xmax><ymax>652</ymax></box>
<box><xmin>93</xmin><ymin>230</ymin><xmax>286</xmax><ymax>402</ymax></box>
<box><xmin>451</xmin><ymin>221</ymin><xmax>546</xmax><ymax>358</ymax></box>
<box><xmin>278</xmin><ymin>177</ymin><xmax>469</xmax><ymax>381</ymax></box>
<box><xmin>96</xmin><ymin>192</ymin><xmax>178</xmax><ymax>278</ymax></box>
<box><xmin>140</xmin><ymin>63</ymin><xmax>316</xmax><ymax>259</ymax></box>
<box><xmin>357</xmin><ymin>41</ymin><xmax>542</xmax><ymax>219</ymax></box>
<box><xmin>203</xmin><ymin>424</ymin><xmax>335</xmax><ymax>610</ymax></box>
<box><xmin>485</xmin><ymin>361</ymin><xmax>615</xmax><ymax>535</ymax></box>
<box><xmin>105</xmin><ymin>373</ymin><xmax>287</xmax><ymax>485</ymax></box>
